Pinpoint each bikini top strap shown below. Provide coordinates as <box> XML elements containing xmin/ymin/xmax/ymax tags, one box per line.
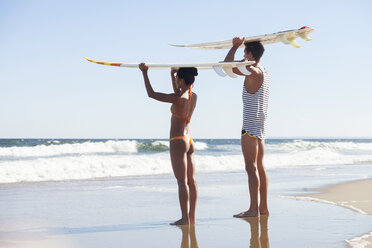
<box><xmin>188</xmin><ymin>85</ymin><xmax>193</xmax><ymax>99</ymax></box>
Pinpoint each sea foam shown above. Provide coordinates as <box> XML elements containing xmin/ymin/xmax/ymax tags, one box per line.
<box><xmin>0</xmin><ymin>139</ymin><xmax>371</xmax><ymax>184</ymax></box>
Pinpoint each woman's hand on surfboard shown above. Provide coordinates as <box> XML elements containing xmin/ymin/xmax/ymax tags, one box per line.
<box><xmin>139</xmin><ymin>63</ymin><xmax>149</xmax><ymax>73</ymax></box>
<box><xmin>232</xmin><ymin>36</ymin><xmax>245</xmax><ymax>47</ymax></box>
<box><xmin>170</xmin><ymin>68</ymin><xmax>178</xmax><ymax>75</ymax></box>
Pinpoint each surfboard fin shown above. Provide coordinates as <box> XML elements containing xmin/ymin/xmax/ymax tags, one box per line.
<box><xmin>287</xmin><ymin>37</ymin><xmax>301</xmax><ymax>48</ymax></box>
<box><xmin>222</xmin><ymin>67</ymin><xmax>238</xmax><ymax>78</ymax></box>
<box><xmin>280</xmin><ymin>35</ymin><xmax>290</xmax><ymax>45</ymax></box>
<box><xmin>299</xmin><ymin>33</ymin><xmax>312</xmax><ymax>41</ymax></box>
<box><xmin>213</xmin><ymin>66</ymin><xmax>227</xmax><ymax>77</ymax></box>
<box><xmin>237</xmin><ymin>65</ymin><xmax>251</xmax><ymax>76</ymax></box>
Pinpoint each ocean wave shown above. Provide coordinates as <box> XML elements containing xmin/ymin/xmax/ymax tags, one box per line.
<box><xmin>137</xmin><ymin>140</ymin><xmax>208</xmax><ymax>152</ymax></box>
<box><xmin>263</xmin><ymin>140</ymin><xmax>372</xmax><ymax>168</ymax></box>
<box><xmin>137</xmin><ymin>141</ymin><xmax>169</xmax><ymax>152</ymax></box>
<box><xmin>0</xmin><ymin>140</ymin><xmax>139</xmax><ymax>158</ymax></box>
<box><xmin>1</xmin><ymin>149</ymin><xmax>371</xmax><ymax>184</ymax></box>
<box><xmin>193</xmin><ymin>141</ymin><xmax>209</xmax><ymax>150</ymax></box>
<box><xmin>265</xmin><ymin>150</ymin><xmax>372</xmax><ymax>168</ymax></box>
<box><xmin>0</xmin><ymin>153</ymin><xmax>240</xmax><ymax>184</ymax></box>
<box><xmin>0</xmin><ymin>140</ymin><xmax>210</xmax><ymax>159</ymax></box>
<box><xmin>267</xmin><ymin>140</ymin><xmax>372</xmax><ymax>154</ymax></box>
<box><xmin>0</xmin><ymin>139</ymin><xmax>371</xmax><ymax>184</ymax></box>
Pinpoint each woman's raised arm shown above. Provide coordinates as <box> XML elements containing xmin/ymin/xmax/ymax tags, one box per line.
<box><xmin>170</xmin><ymin>68</ymin><xmax>180</xmax><ymax>94</ymax></box>
<box><xmin>139</xmin><ymin>63</ymin><xmax>180</xmax><ymax>104</ymax></box>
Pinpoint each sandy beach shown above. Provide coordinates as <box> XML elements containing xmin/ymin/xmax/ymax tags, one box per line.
<box><xmin>305</xmin><ymin>179</ymin><xmax>372</xmax><ymax>248</ymax></box>
<box><xmin>306</xmin><ymin>179</ymin><xmax>372</xmax><ymax>215</ymax></box>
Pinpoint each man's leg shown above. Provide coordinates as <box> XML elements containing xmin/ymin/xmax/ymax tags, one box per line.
<box><xmin>257</xmin><ymin>139</ymin><xmax>269</xmax><ymax>215</ymax></box>
<box><xmin>234</xmin><ymin>134</ymin><xmax>259</xmax><ymax>217</ymax></box>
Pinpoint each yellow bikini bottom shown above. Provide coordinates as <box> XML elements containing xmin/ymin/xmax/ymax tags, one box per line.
<box><xmin>169</xmin><ymin>136</ymin><xmax>193</xmax><ymax>145</ymax></box>
<box><xmin>241</xmin><ymin>130</ymin><xmax>257</xmax><ymax>139</ymax></box>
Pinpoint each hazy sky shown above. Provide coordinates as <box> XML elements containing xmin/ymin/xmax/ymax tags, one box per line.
<box><xmin>1</xmin><ymin>0</ymin><xmax>371</xmax><ymax>139</ymax></box>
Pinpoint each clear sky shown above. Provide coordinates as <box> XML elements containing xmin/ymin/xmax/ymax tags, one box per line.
<box><xmin>1</xmin><ymin>0</ymin><xmax>371</xmax><ymax>139</ymax></box>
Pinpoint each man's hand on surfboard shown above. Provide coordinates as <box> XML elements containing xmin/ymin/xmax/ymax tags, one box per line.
<box><xmin>232</xmin><ymin>36</ymin><xmax>245</xmax><ymax>48</ymax></box>
<box><xmin>139</xmin><ymin>63</ymin><xmax>149</xmax><ymax>73</ymax></box>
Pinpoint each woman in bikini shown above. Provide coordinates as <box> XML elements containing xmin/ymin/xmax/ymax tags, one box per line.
<box><xmin>139</xmin><ymin>63</ymin><xmax>198</xmax><ymax>225</ymax></box>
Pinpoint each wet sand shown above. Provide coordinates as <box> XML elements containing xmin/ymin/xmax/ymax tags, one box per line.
<box><xmin>306</xmin><ymin>178</ymin><xmax>372</xmax><ymax>248</ymax></box>
<box><xmin>1</xmin><ymin>172</ymin><xmax>372</xmax><ymax>247</ymax></box>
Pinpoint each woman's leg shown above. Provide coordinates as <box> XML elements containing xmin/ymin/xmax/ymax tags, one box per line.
<box><xmin>187</xmin><ymin>143</ymin><xmax>198</xmax><ymax>224</ymax></box>
<box><xmin>170</xmin><ymin>139</ymin><xmax>189</xmax><ymax>225</ymax></box>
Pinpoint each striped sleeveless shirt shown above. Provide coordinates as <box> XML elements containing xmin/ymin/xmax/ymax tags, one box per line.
<box><xmin>242</xmin><ymin>64</ymin><xmax>270</xmax><ymax>140</ymax></box>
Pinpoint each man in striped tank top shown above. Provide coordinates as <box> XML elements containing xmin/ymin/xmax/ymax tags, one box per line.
<box><xmin>224</xmin><ymin>37</ymin><xmax>270</xmax><ymax>218</ymax></box>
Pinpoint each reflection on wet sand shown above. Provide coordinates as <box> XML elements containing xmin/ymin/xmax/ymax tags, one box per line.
<box><xmin>241</xmin><ymin>216</ymin><xmax>270</xmax><ymax>248</ymax></box>
<box><xmin>178</xmin><ymin>225</ymin><xmax>199</xmax><ymax>248</ymax></box>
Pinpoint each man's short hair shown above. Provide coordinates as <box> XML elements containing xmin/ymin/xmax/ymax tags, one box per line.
<box><xmin>244</xmin><ymin>41</ymin><xmax>265</xmax><ymax>61</ymax></box>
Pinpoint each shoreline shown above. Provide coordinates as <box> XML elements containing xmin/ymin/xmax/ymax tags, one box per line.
<box><xmin>305</xmin><ymin>178</ymin><xmax>372</xmax><ymax>215</ymax></box>
<box><xmin>303</xmin><ymin>178</ymin><xmax>372</xmax><ymax>248</ymax></box>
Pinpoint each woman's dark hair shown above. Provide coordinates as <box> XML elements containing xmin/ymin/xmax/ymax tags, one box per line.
<box><xmin>244</xmin><ymin>41</ymin><xmax>265</xmax><ymax>61</ymax></box>
<box><xmin>177</xmin><ymin>67</ymin><xmax>198</xmax><ymax>85</ymax></box>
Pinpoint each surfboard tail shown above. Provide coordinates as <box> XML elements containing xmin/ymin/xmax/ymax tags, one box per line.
<box><xmin>84</xmin><ymin>57</ymin><xmax>122</xmax><ymax>66</ymax></box>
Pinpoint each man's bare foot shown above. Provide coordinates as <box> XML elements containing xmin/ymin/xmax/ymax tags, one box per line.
<box><xmin>170</xmin><ymin>218</ymin><xmax>189</xmax><ymax>226</ymax></box>
<box><xmin>233</xmin><ymin>210</ymin><xmax>259</xmax><ymax>218</ymax></box>
<box><xmin>189</xmin><ymin>215</ymin><xmax>195</xmax><ymax>225</ymax></box>
<box><xmin>259</xmin><ymin>206</ymin><xmax>269</xmax><ymax>216</ymax></box>
<box><xmin>259</xmin><ymin>210</ymin><xmax>270</xmax><ymax>216</ymax></box>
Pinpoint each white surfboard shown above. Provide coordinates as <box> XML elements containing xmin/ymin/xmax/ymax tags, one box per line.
<box><xmin>84</xmin><ymin>57</ymin><xmax>255</xmax><ymax>78</ymax></box>
<box><xmin>170</xmin><ymin>26</ymin><xmax>315</xmax><ymax>49</ymax></box>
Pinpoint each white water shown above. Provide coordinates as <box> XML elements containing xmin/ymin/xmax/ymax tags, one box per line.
<box><xmin>0</xmin><ymin>139</ymin><xmax>371</xmax><ymax>184</ymax></box>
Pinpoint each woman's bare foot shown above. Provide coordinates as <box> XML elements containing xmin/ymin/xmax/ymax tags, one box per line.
<box><xmin>233</xmin><ymin>210</ymin><xmax>259</xmax><ymax>218</ymax></box>
<box><xmin>170</xmin><ymin>218</ymin><xmax>189</xmax><ymax>226</ymax></box>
